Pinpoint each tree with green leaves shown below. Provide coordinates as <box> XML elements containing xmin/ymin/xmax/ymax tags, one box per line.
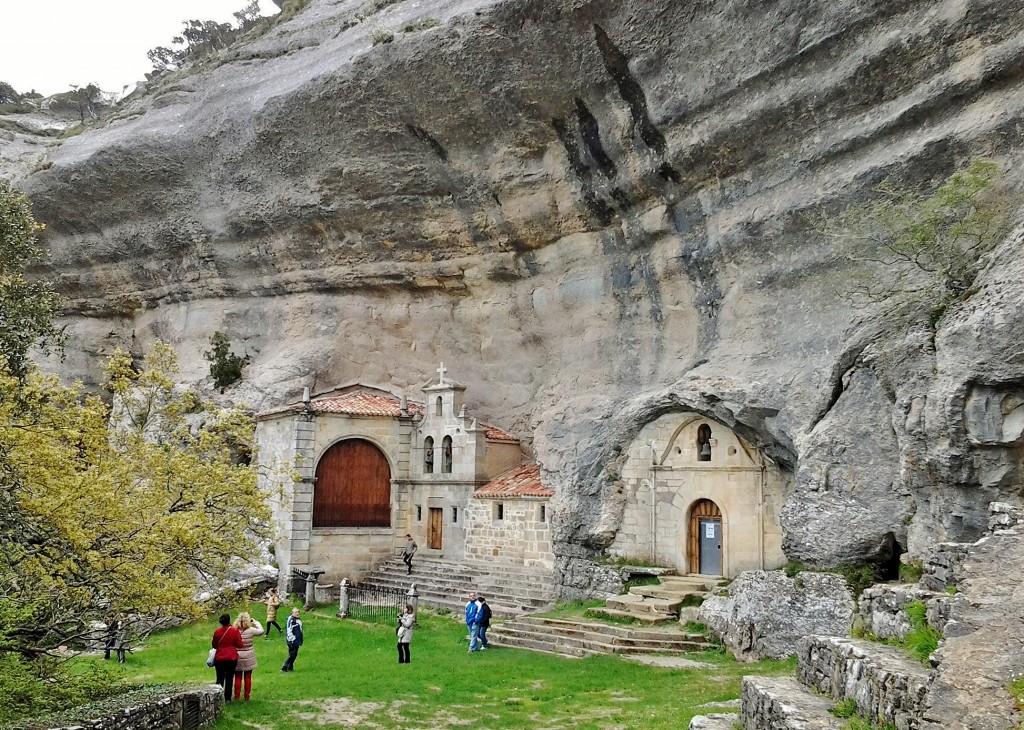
<box><xmin>0</xmin><ymin>182</ymin><xmax>272</xmax><ymax>722</ymax></box>
<box><xmin>815</xmin><ymin>159</ymin><xmax>1014</xmax><ymax>324</ymax></box>
<box><xmin>0</xmin><ymin>178</ymin><xmax>64</xmax><ymax>378</ymax></box>
<box><xmin>205</xmin><ymin>331</ymin><xmax>250</xmax><ymax>390</ymax></box>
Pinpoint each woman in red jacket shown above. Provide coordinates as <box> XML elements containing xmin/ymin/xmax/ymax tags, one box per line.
<box><xmin>212</xmin><ymin>613</ymin><xmax>244</xmax><ymax>702</ymax></box>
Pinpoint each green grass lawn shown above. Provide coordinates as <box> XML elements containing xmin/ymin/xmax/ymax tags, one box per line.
<box><xmin>90</xmin><ymin>602</ymin><xmax>794</xmax><ymax>730</ymax></box>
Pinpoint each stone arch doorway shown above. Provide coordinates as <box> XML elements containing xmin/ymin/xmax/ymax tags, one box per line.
<box><xmin>313</xmin><ymin>439</ymin><xmax>391</xmax><ymax>527</ymax></box>
<box><xmin>688</xmin><ymin>499</ymin><xmax>722</xmax><ymax>575</ymax></box>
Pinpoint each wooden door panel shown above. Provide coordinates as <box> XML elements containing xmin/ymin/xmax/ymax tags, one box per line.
<box><xmin>314</xmin><ymin>439</ymin><xmax>391</xmax><ymax>527</ymax></box>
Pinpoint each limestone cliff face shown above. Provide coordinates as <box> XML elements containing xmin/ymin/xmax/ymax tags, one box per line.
<box><xmin>13</xmin><ymin>0</ymin><xmax>1024</xmax><ymax>585</ymax></box>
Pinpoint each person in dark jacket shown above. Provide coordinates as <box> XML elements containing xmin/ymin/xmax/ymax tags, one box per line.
<box><xmin>281</xmin><ymin>608</ymin><xmax>304</xmax><ymax>672</ymax></box>
<box><xmin>476</xmin><ymin>596</ymin><xmax>492</xmax><ymax>650</ymax></box>
<box><xmin>212</xmin><ymin>614</ymin><xmax>244</xmax><ymax>702</ymax></box>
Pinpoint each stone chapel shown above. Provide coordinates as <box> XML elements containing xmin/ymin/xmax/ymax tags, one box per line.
<box><xmin>256</xmin><ymin>365</ymin><xmax>555</xmax><ymax>585</ymax></box>
<box><xmin>257</xmin><ymin>366</ymin><xmax>788</xmax><ymax>588</ymax></box>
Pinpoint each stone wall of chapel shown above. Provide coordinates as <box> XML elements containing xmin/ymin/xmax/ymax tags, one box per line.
<box><xmin>405</xmin><ymin>481</ymin><xmax>475</xmax><ymax>562</ymax></box>
<box><xmin>256</xmin><ymin>416</ymin><xmax>307</xmax><ymax>590</ymax></box>
<box><xmin>465</xmin><ymin>498</ymin><xmax>553</xmax><ymax>569</ymax></box>
<box><xmin>483</xmin><ymin>441</ymin><xmax>527</xmax><ymax>481</ymax></box>
<box><xmin>609</xmin><ymin>412</ymin><xmax>787</xmax><ymax>577</ymax></box>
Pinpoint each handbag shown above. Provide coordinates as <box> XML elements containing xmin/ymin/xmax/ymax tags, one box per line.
<box><xmin>207</xmin><ymin>628</ymin><xmax>225</xmax><ymax>668</ymax></box>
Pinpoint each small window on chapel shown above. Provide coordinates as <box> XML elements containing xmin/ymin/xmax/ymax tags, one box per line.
<box><xmin>416</xmin><ymin>505</ymin><xmax>422</xmax><ymax>521</ymax></box>
<box><xmin>540</xmin><ymin>505</ymin><xmax>547</xmax><ymax>523</ymax></box>
<box><xmin>697</xmin><ymin>424</ymin><xmax>712</xmax><ymax>462</ymax></box>
<box><xmin>423</xmin><ymin>437</ymin><xmax>434</xmax><ymax>474</ymax></box>
<box><xmin>435</xmin><ymin>396</ymin><xmax>443</xmax><ymax>416</ymax></box>
<box><xmin>452</xmin><ymin>506</ymin><xmax>458</xmax><ymax>523</ymax></box>
<box><xmin>442</xmin><ymin>436</ymin><xmax>453</xmax><ymax>473</ymax></box>
<box><xmin>494</xmin><ymin>503</ymin><xmax>504</xmax><ymax>521</ymax></box>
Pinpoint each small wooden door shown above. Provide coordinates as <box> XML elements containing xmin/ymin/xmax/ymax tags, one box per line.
<box><xmin>428</xmin><ymin>507</ymin><xmax>443</xmax><ymax>550</ymax></box>
<box><xmin>688</xmin><ymin>499</ymin><xmax>722</xmax><ymax>575</ymax></box>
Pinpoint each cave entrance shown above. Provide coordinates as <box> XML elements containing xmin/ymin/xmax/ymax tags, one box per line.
<box><xmin>688</xmin><ymin>499</ymin><xmax>723</xmax><ymax>575</ymax></box>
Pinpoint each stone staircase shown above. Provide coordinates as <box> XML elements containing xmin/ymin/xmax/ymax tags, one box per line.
<box><xmin>356</xmin><ymin>555</ymin><xmax>556</xmax><ymax>617</ymax></box>
<box><xmin>487</xmin><ymin>615</ymin><xmax>717</xmax><ymax>658</ymax></box>
<box><xmin>690</xmin><ymin>633</ymin><xmax>933</xmax><ymax>728</ymax></box>
<box><xmin>590</xmin><ymin>573</ymin><xmax>727</xmax><ymax>624</ymax></box>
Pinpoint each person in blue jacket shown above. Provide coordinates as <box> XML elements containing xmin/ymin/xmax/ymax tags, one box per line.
<box><xmin>464</xmin><ymin>591</ymin><xmax>477</xmax><ymax>643</ymax></box>
<box><xmin>467</xmin><ymin>593</ymin><xmax>483</xmax><ymax>652</ymax></box>
<box><xmin>281</xmin><ymin>608</ymin><xmax>303</xmax><ymax>672</ymax></box>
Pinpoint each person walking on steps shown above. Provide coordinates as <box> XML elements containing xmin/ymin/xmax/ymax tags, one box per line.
<box><xmin>402</xmin><ymin>534</ymin><xmax>418</xmax><ymax>575</ymax></box>
<box><xmin>265</xmin><ymin>587</ymin><xmax>283</xmax><ymax>637</ymax></box>
<box><xmin>396</xmin><ymin>604</ymin><xmax>415</xmax><ymax>664</ymax></box>
<box><xmin>476</xmin><ymin>596</ymin><xmax>492</xmax><ymax>650</ymax></box>
<box><xmin>464</xmin><ymin>592</ymin><xmax>477</xmax><ymax>642</ymax></box>
<box><xmin>281</xmin><ymin>608</ymin><xmax>303</xmax><ymax>672</ymax></box>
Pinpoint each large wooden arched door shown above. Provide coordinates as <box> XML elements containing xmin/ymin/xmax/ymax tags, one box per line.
<box><xmin>688</xmin><ymin>499</ymin><xmax>722</xmax><ymax>575</ymax></box>
<box><xmin>313</xmin><ymin>439</ymin><xmax>391</xmax><ymax>527</ymax></box>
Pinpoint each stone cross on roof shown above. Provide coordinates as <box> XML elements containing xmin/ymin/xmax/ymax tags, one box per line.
<box><xmin>436</xmin><ymin>361</ymin><xmax>447</xmax><ymax>385</ymax></box>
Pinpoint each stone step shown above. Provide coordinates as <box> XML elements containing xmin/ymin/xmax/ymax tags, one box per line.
<box><xmin>688</xmin><ymin>714</ymin><xmax>740</xmax><ymax>730</ymax></box>
<box><xmin>657</xmin><ymin>576</ymin><xmax>723</xmax><ymax>591</ymax></box>
<box><xmin>492</xmin><ymin>616</ymin><xmax>717</xmax><ymax>654</ymax></box>
<box><xmin>517</xmin><ymin>616</ymin><xmax>705</xmax><ymax>642</ymax></box>
<box><xmin>585</xmin><ymin>607</ymin><xmax>676</xmax><ymax>624</ymax></box>
<box><xmin>796</xmin><ymin>635</ymin><xmax>931</xmax><ymax>729</ymax></box>
<box><xmin>628</xmin><ymin>585</ymin><xmax>704</xmax><ymax>602</ymax></box>
<box><xmin>364</xmin><ymin>574</ymin><xmax>553</xmax><ymax>604</ymax></box>
<box><xmin>481</xmin><ymin>631</ymin><xmax>592</xmax><ymax>659</ymax></box>
<box><xmin>741</xmin><ymin>675</ymin><xmax>846</xmax><ymax>729</ymax></box>
<box><xmin>605</xmin><ymin>593</ymin><xmax>680</xmax><ymax>614</ymax></box>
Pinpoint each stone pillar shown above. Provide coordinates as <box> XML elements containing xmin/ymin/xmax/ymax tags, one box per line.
<box><xmin>406</xmin><ymin>583</ymin><xmax>419</xmax><ymax>621</ymax></box>
<box><xmin>289</xmin><ymin>417</ymin><xmax>317</xmax><ymax>579</ymax></box>
<box><xmin>337</xmin><ymin>578</ymin><xmax>350</xmax><ymax>618</ymax></box>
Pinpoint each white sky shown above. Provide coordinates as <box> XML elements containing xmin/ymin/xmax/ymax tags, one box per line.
<box><xmin>1</xmin><ymin>1</ymin><xmax>280</xmax><ymax>97</ymax></box>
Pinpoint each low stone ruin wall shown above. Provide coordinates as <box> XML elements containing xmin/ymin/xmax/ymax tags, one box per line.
<box><xmin>858</xmin><ymin>584</ymin><xmax>951</xmax><ymax>641</ymax></box>
<box><xmin>45</xmin><ymin>685</ymin><xmax>222</xmax><ymax>730</ymax></box>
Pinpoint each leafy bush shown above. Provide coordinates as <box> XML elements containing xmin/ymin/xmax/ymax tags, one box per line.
<box><xmin>0</xmin><ymin>657</ymin><xmax>131</xmax><ymax>728</ymax></box>
<box><xmin>812</xmin><ymin>159</ymin><xmax>1014</xmax><ymax>327</ymax></box>
<box><xmin>371</xmin><ymin>28</ymin><xmax>395</xmax><ymax>45</ymax></box>
<box><xmin>204</xmin><ymin>331</ymin><xmax>250</xmax><ymax>390</ymax></box>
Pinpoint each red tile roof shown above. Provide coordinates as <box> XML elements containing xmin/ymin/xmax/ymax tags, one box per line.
<box><xmin>474</xmin><ymin>462</ymin><xmax>552</xmax><ymax>499</ymax></box>
<box><xmin>257</xmin><ymin>390</ymin><xmax>519</xmax><ymax>443</ymax></box>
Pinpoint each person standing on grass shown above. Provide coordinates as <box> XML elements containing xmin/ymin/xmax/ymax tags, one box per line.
<box><xmin>464</xmin><ymin>591</ymin><xmax>477</xmax><ymax>642</ymax></box>
<box><xmin>402</xmin><ymin>533</ymin><xmax>418</xmax><ymax>575</ymax></box>
<box><xmin>396</xmin><ymin>604</ymin><xmax>415</xmax><ymax>664</ymax></box>
<box><xmin>233</xmin><ymin>612</ymin><xmax>264</xmax><ymax>701</ymax></box>
<box><xmin>212</xmin><ymin>613</ymin><xmax>244</xmax><ymax>702</ymax></box>
<box><xmin>102</xmin><ymin>613</ymin><xmax>117</xmax><ymax>660</ymax></box>
<box><xmin>476</xmin><ymin>596</ymin><xmax>492</xmax><ymax>650</ymax></box>
<box><xmin>467</xmin><ymin>594</ymin><xmax>483</xmax><ymax>652</ymax></box>
<box><xmin>281</xmin><ymin>608</ymin><xmax>303</xmax><ymax>672</ymax></box>
<box><xmin>265</xmin><ymin>587</ymin><xmax>283</xmax><ymax>637</ymax></box>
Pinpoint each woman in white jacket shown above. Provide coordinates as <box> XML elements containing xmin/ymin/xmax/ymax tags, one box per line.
<box><xmin>396</xmin><ymin>604</ymin><xmax>415</xmax><ymax>664</ymax></box>
<box><xmin>233</xmin><ymin>612</ymin><xmax>265</xmax><ymax>700</ymax></box>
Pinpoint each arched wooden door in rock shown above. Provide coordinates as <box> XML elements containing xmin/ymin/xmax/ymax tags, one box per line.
<box><xmin>313</xmin><ymin>439</ymin><xmax>391</xmax><ymax>527</ymax></box>
<box><xmin>688</xmin><ymin>499</ymin><xmax>722</xmax><ymax>575</ymax></box>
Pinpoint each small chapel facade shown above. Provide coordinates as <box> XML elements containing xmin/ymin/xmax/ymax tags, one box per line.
<box><xmin>608</xmin><ymin>412</ymin><xmax>790</xmax><ymax>576</ymax></box>
<box><xmin>256</xmin><ymin>366</ymin><xmax>553</xmax><ymax>585</ymax></box>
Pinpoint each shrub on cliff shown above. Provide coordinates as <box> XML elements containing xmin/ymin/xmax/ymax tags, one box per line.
<box><xmin>814</xmin><ymin>159</ymin><xmax>1014</xmax><ymax>326</ymax></box>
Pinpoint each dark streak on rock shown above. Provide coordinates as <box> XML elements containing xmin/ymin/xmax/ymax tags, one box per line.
<box><xmin>405</xmin><ymin>123</ymin><xmax>449</xmax><ymax>162</ymax></box>
<box><xmin>574</xmin><ymin>98</ymin><xmax>616</xmax><ymax>179</ymax></box>
<box><xmin>593</xmin><ymin>24</ymin><xmax>667</xmax><ymax>155</ymax></box>
<box><xmin>551</xmin><ymin>116</ymin><xmax>615</xmax><ymax>225</ymax></box>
